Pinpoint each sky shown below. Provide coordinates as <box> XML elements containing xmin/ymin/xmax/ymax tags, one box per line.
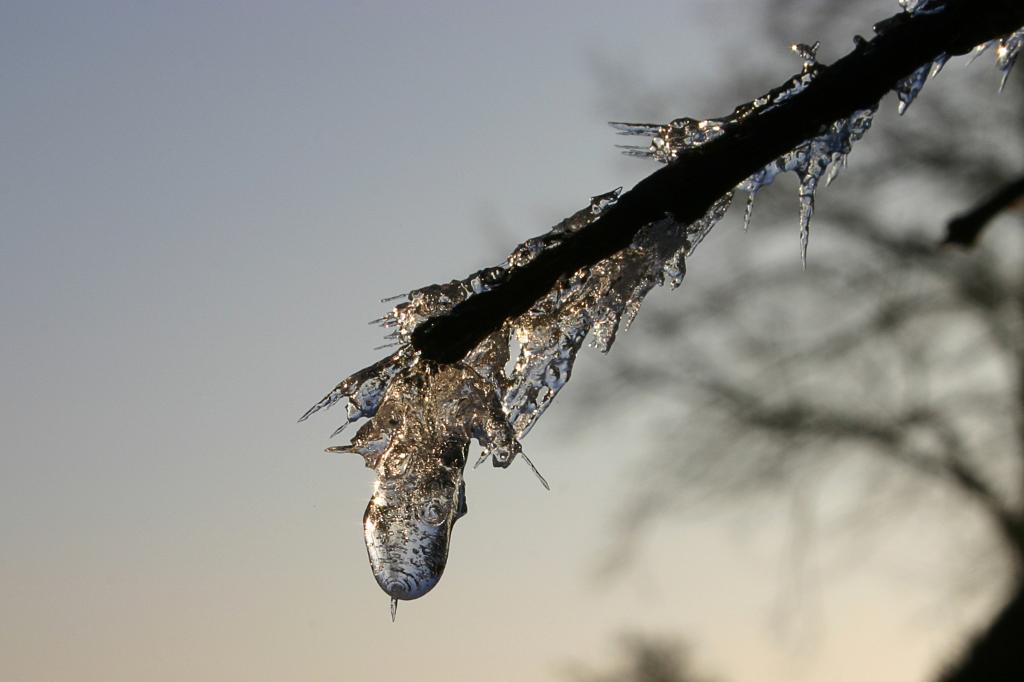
<box><xmin>0</xmin><ymin>1</ymin><xmax>1001</xmax><ymax>681</ymax></box>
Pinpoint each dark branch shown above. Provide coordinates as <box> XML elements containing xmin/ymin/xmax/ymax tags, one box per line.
<box><xmin>939</xmin><ymin>581</ymin><xmax>1024</xmax><ymax>682</ymax></box>
<box><xmin>944</xmin><ymin>173</ymin><xmax>1024</xmax><ymax>246</ymax></box>
<box><xmin>412</xmin><ymin>0</ymin><xmax>1024</xmax><ymax>363</ymax></box>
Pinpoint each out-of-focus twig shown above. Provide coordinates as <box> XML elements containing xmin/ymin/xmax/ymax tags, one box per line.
<box><xmin>944</xmin><ymin>174</ymin><xmax>1024</xmax><ymax>247</ymax></box>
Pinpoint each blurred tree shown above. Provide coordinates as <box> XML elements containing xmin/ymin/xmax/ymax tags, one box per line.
<box><xmin>586</xmin><ymin>1</ymin><xmax>1024</xmax><ymax>680</ymax></box>
<box><xmin>567</xmin><ymin>635</ymin><xmax>720</xmax><ymax>682</ymax></box>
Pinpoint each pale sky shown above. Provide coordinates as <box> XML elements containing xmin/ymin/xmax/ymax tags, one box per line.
<box><xmin>0</xmin><ymin>1</ymin><xmax>998</xmax><ymax>681</ymax></box>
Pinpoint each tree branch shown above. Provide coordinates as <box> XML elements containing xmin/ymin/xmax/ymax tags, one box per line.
<box><xmin>704</xmin><ymin>380</ymin><xmax>1024</xmax><ymax>561</ymax></box>
<box><xmin>939</xmin><ymin>581</ymin><xmax>1024</xmax><ymax>682</ymax></box>
<box><xmin>944</xmin><ymin>173</ymin><xmax>1024</xmax><ymax>246</ymax></box>
<box><xmin>411</xmin><ymin>0</ymin><xmax>1024</xmax><ymax>363</ymax></box>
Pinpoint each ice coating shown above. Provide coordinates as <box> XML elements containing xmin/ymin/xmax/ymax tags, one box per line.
<box><xmin>610</xmin><ymin>44</ymin><xmax>822</xmax><ymax>164</ymax></box>
<box><xmin>612</xmin><ymin>43</ymin><xmax>876</xmax><ymax>264</ymax></box>
<box><xmin>299</xmin><ymin>348</ymin><xmax>413</xmax><ymax>436</ymax></box>
<box><xmin>303</xmin><ymin>15</ymin><xmax>1024</xmax><ymax>610</ymax></box>
<box><xmin>897</xmin><ymin>0</ymin><xmax>944</xmax><ymax>16</ymax></box>
<box><xmin>884</xmin><ymin>10</ymin><xmax>1000</xmax><ymax>117</ymax></box>
<box><xmin>611</xmin><ymin>117</ymin><xmax>726</xmax><ymax>163</ymax></box>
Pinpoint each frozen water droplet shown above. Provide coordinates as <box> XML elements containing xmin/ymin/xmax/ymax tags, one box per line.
<box><xmin>791</xmin><ymin>41</ymin><xmax>820</xmax><ymax>72</ymax></box>
<box><xmin>390</xmin><ymin>597</ymin><xmax>398</xmax><ymax>622</ymax></box>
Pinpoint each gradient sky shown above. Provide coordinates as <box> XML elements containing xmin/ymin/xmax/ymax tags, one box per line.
<box><xmin>0</xmin><ymin>1</ymin><xmax>997</xmax><ymax>681</ymax></box>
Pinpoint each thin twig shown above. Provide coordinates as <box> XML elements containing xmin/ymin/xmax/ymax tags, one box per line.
<box><xmin>944</xmin><ymin>174</ymin><xmax>1024</xmax><ymax>246</ymax></box>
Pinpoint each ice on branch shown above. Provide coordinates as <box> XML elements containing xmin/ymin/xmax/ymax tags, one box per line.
<box><xmin>613</xmin><ymin>40</ymin><xmax>876</xmax><ymax>265</ymax></box>
<box><xmin>302</xmin><ymin>182</ymin><xmax>734</xmax><ymax>604</ymax></box>
<box><xmin>303</xmin><ymin>184</ymin><xmax>715</xmax><ymax>444</ymax></box>
<box><xmin>964</xmin><ymin>28</ymin><xmax>1023</xmax><ymax>91</ymax></box>
<box><xmin>611</xmin><ymin>42</ymin><xmax>822</xmax><ymax>164</ymax></box>
<box><xmin>898</xmin><ymin>0</ymin><xmax>945</xmax><ymax>16</ymax></box>
<box><xmin>302</xmin><ymin>1</ymin><xmax>1024</xmax><ymax>610</ymax></box>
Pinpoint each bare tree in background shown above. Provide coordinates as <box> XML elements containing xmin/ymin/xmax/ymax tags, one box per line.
<box><xmin>581</xmin><ymin>1</ymin><xmax>1024</xmax><ymax>680</ymax></box>
<box><xmin>567</xmin><ymin>635</ymin><xmax>720</xmax><ymax>682</ymax></box>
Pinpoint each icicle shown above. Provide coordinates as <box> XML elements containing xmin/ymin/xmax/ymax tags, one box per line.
<box><xmin>960</xmin><ymin>29</ymin><xmax>1023</xmax><ymax>93</ymax></box>
<box><xmin>996</xmin><ymin>30</ymin><xmax>1023</xmax><ymax>92</ymax></box>
<box><xmin>742</xmin><ymin>191</ymin><xmax>757</xmax><ymax>231</ymax></box>
<box><xmin>299</xmin><ymin>348</ymin><xmax>412</xmax><ymax>428</ymax></box>
<box><xmin>967</xmin><ymin>41</ymin><xmax>995</xmax><ymax>67</ymax></box>
<box><xmin>612</xmin><ymin>117</ymin><xmax>727</xmax><ymax>163</ymax></box>
<box><xmin>390</xmin><ymin>597</ymin><xmax>398</xmax><ymax>622</ymax></box>
<box><xmin>930</xmin><ymin>53</ymin><xmax>949</xmax><ymax>79</ymax></box>
<box><xmin>518</xmin><ymin>452</ymin><xmax>550</xmax><ymax>490</ymax></box>
<box><xmin>608</xmin><ymin>121</ymin><xmax>663</xmax><ymax>137</ymax></box>
<box><xmin>663</xmin><ymin>248</ymin><xmax>687</xmax><ymax>288</ymax></box>
<box><xmin>735</xmin><ymin>105</ymin><xmax>876</xmax><ymax>262</ymax></box>
<box><xmin>895</xmin><ymin>63</ymin><xmax>930</xmax><ymax>115</ymax></box>
<box><xmin>798</xmin><ymin>178</ymin><xmax>817</xmax><ymax>268</ymax></box>
<box><xmin>825</xmin><ymin>154</ymin><xmax>846</xmax><ymax>187</ymax></box>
